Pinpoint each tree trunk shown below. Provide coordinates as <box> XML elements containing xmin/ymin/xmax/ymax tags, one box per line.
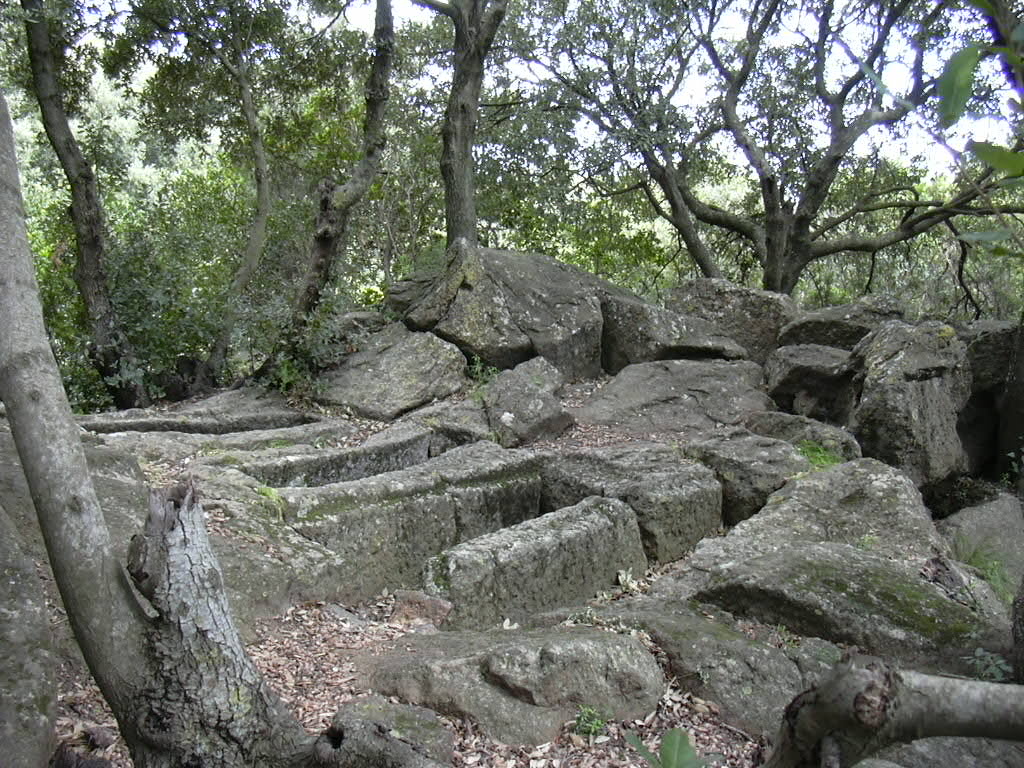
<box><xmin>1014</xmin><ymin>575</ymin><xmax>1024</xmax><ymax>683</ymax></box>
<box><xmin>1</xmin><ymin>89</ymin><xmax>443</xmax><ymax>768</ymax></box>
<box><xmin>205</xmin><ymin>58</ymin><xmax>272</xmax><ymax>383</ymax></box>
<box><xmin>765</xmin><ymin>654</ymin><xmax>1024</xmax><ymax>768</ymax></box>
<box><xmin>417</xmin><ymin>0</ymin><xmax>507</xmax><ymax>248</ymax></box>
<box><xmin>287</xmin><ymin>0</ymin><xmax>394</xmax><ymax>357</ymax></box>
<box><xmin>21</xmin><ymin>0</ymin><xmax>150</xmax><ymax>409</ymax></box>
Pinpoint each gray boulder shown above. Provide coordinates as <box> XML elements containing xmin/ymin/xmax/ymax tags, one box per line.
<box><xmin>481</xmin><ymin>357</ymin><xmax>573</xmax><ymax>447</ymax></box>
<box><xmin>743</xmin><ymin>411</ymin><xmax>862</xmax><ymax>461</ymax></box>
<box><xmin>850</xmin><ymin>321</ymin><xmax>971</xmax><ymax>488</ymax></box>
<box><xmin>400</xmin><ymin>398</ymin><xmax>493</xmax><ymax>450</ymax></box>
<box><xmin>540</xmin><ymin>441</ymin><xmax>722</xmax><ymax>563</ymax></box>
<box><xmin>362</xmin><ymin>627</ymin><xmax>664</xmax><ymax>745</ymax></box>
<box><xmin>682</xmin><ymin>427</ymin><xmax>811</xmax><ymax>524</ymax></box>
<box><xmin>763</xmin><ymin>344</ymin><xmax>855</xmax><ymax>424</ymax></box>
<box><xmin>0</xmin><ymin>504</ymin><xmax>56</xmax><ymax>768</ymax></box>
<box><xmin>959</xmin><ymin>319</ymin><xmax>1016</xmax><ymax>394</ymax></box>
<box><xmin>394</xmin><ymin>242</ymin><xmax>626</xmax><ymax>379</ymax></box>
<box><xmin>316</xmin><ymin>323</ymin><xmax>467</xmax><ymax>419</ymax></box>
<box><xmin>600</xmin><ymin>293</ymin><xmax>746</xmax><ymax>373</ymax></box>
<box><xmin>937</xmin><ymin>492</ymin><xmax>1024</xmax><ymax>597</ymax></box>
<box><xmin>667</xmin><ymin>278</ymin><xmax>798</xmax><ymax>364</ymax></box>
<box><xmin>777</xmin><ymin>295</ymin><xmax>904</xmax><ymax>349</ymax></box>
<box><xmin>880</xmin><ymin>737</ymin><xmax>1024</xmax><ymax>768</ymax></box>
<box><xmin>424</xmin><ymin>497</ymin><xmax>647</xmax><ymax>629</ymax></box>
<box><xmin>335</xmin><ymin>695</ymin><xmax>454</xmax><ymax>764</ymax></box>
<box><xmin>575</xmin><ymin>360</ymin><xmax>774</xmax><ymax>436</ymax></box>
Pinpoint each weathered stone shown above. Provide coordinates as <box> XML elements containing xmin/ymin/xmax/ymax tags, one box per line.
<box><xmin>335</xmin><ymin>694</ymin><xmax>454</xmax><ymax>764</ymax></box>
<box><xmin>0</xmin><ymin>503</ymin><xmax>56</xmax><ymax>768</ymax></box>
<box><xmin>363</xmin><ymin>627</ymin><xmax>664</xmax><ymax>745</ymax></box>
<box><xmin>389</xmin><ymin>590</ymin><xmax>453</xmax><ymax>629</ymax></box>
<box><xmin>957</xmin><ymin>321</ymin><xmax>1016</xmax><ymax>475</ymax></box>
<box><xmin>77</xmin><ymin>387</ymin><xmax>315</xmax><ymax>434</ymax></box>
<box><xmin>316</xmin><ymin>323</ymin><xmax>467</xmax><ymax>419</ymax></box>
<box><xmin>850</xmin><ymin>321</ymin><xmax>971</xmax><ymax>488</ymax></box>
<box><xmin>763</xmin><ymin>344</ymin><xmax>855</xmax><ymax>424</ymax></box>
<box><xmin>540</xmin><ymin>442</ymin><xmax>722</xmax><ymax>562</ymax></box>
<box><xmin>481</xmin><ymin>357</ymin><xmax>573</xmax><ymax>447</ymax></box>
<box><xmin>666</xmin><ymin>278</ymin><xmax>798</xmax><ymax>364</ymax></box>
<box><xmin>880</xmin><ymin>736</ymin><xmax>1024</xmax><ymax>768</ymax></box>
<box><xmin>575</xmin><ymin>360</ymin><xmax>774</xmax><ymax>436</ymax></box>
<box><xmin>279</xmin><ymin>442</ymin><xmax>543</xmax><ymax>603</ymax></box>
<box><xmin>399</xmin><ymin>398</ymin><xmax>493</xmax><ymax>451</ymax></box>
<box><xmin>937</xmin><ymin>492</ymin><xmax>1024</xmax><ymax>596</ymax></box>
<box><xmin>694</xmin><ymin>542</ymin><xmax>1008</xmax><ymax>659</ymax></box>
<box><xmin>600</xmin><ymin>293</ymin><xmax>746</xmax><ymax>373</ymax></box>
<box><xmin>959</xmin><ymin>320</ymin><xmax>1016</xmax><ymax>394</ymax></box>
<box><xmin>777</xmin><ymin>295</ymin><xmax>904</xmax><ymax>349</ymax></box>
<box><xmin>683</xmin><ymin>428</ymin><xmax>811</xmax><ymax>524</ymax></box>
<box><xmin>424</xmin><ymin>497</ymin><xmax>647</xmax><ymax>629</ymax></box>
<box><xmin>219</xmin><ymin>422</ymin><xmax>435</xmax><ymax>487</ymax></box>
<box><xmin>743</xmin><ymin>411</ymin><xmax>862</xmax><ymax>461</ymax></box>
<box><xmin>395</xmin><ymin>243</ymin><xmax>626</xmax><ymax>379</ymax></box>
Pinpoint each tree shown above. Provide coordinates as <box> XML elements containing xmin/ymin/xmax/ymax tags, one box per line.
<box><xmin>0</xmin><ymin>85</ymin><xmax>443</xmax><ymax>768</ymax></box>
<box><xmin>20</xmin><ymin>0</ymin><xmax>151</xmax><ymax>408</ymax></box>
<box><xmin>533</xmin><ymin>0</ymin><xmax>1018</xmax><ymax>294</ymax></box>
<box><xmin>414</xmin><ymin>0</ymin><xmax>508</xmax><ymax>247</ymax></box>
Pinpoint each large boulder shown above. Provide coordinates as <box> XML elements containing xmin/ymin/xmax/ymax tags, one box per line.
<box><xmin>763</xmin><ymin>344</ymin><xmax>856</xmax><ymax>424</ymax></box>
<box><xmin>666</xmin><ymin>278</ymin><xmax>798</xmax><ymax>364</ymax></box>
<box><xmin>937</xmin><ymin>492</ymin><xmax>1024</xmax><ymax>598</ymax></box>
<box><xmin>362</xmin><ymin>627</ymin><xmax>664</xmax><ymax>745</ymax></box>
<box><xmin>777</xmin><ymin>295</ymin><xmax>904</xmax><ymax>349</ymax></box>
<box><xmin>424</xmin><ymin>496</ymin><xmax>647</xmax><ymax>629</ymax></box>
<box><xmin>575</xmin><ymin>360</ymin><xmax>774</xmax><ymax>436</ymax></box>
<box><xmin>600</xmin><ymin>293</ymin><xmax>746</xmax><ymax>373</ymax></box>
<box><xmin>849</xmin><ymin>321</ymin><xmax>971</xmax><ymax>488</ymax></box>
<box><xmin>316</xmin><ymin>323</ymin><xmax>467</xmax><ymax>419</ymax></box>
<box><xmin>392</xmin><ymin>242</ymin><xmax>627</xmax><ymax>379</ymax></box>
<box><xmin>743</xmin><ymin>411</ymin><xmax>862</xmax><ymax>461</ymax></box>
<box><xmin>480</xmin><ymin>357</ymin><xmax>573</xmax><ymax>447</ymax></box>
<box><xmin>682</xmin><ymin>427</ymin><xmax>810</xmax><ymax>524</ymax></box>
<box><xmin>958</xmin><ymin>320</ymin><xmax>1016</xmax><ymax>474</ymax></box>
<box><xmin>540</xmin><ymin>441</ymin><xmax>722</xmax><ymax>562</ymax></box>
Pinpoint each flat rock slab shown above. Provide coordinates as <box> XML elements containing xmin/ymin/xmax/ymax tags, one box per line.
<box><xmin>575</xmin><ymin>360</ymin><xmax>773</xmax><ymax>435</ymax></box>
<box><xmin>362</xmin><ymin>627</ymin><xmax>664</xmax><ymax>746</ymax></box>
<box><xmin>482</xmin><ymin>357</ymin><xmax>573</xmax><ymax>447</ymax></box>
<box><xmin>743</xmin><ymin>411</ymin><xmax>861</xmax><ymax>461</ymax></box>
<box><xmin>694</xmin><ymin>541</ymin><xmax>1008</xmax><ymax>659</ymax></box>
<box><xmin>77</xmin><ymin>387</ymin><xmax>314</xmax><ymax>433</ymax></box>
<box><xmin>763</xmin><ymin>344</ymin><xmax>855</xmax><ymax>424</ymax></box>
<box><xmin>540</xmin><ymin>442</ymin><xmax>722</xmax><ymax>563</ymax></box>
<box><xmin>335</xmin><ymin>694</ymin><xmax>454</xmax><ymax>764</ymax></box>
<box><xmin>682</xmin><ymin>427</ymin><xmax>810</xmax><ymax>524</ymax></box>
<box><xmin>279</xmin><ymin>441</ymin><xmax>544</xmax><ymax>602</ymax></box>
<box><xmin>317</xmin><ymin>323</ymin><xmax>467</xmax><ymax>420</ymax></box>
<box><xmin>600</xmin><ymin>293</ymin><xmax>746</xmax><ymax>373</ymax></box>
<box><xmin>778</xmin><ymin>295</ymin><xmax>904</xmax><ymax>349</ymax></box>
<box><xmin>424</xmin><ymin>496</ymin><xmax>647</xmax><ymax>629</ymax></box>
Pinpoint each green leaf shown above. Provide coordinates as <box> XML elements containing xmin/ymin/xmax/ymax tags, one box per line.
<box><xmin>659</xmin><ymin>729</ymin><xmax>702</xmax><ymax>768</ymax></box>
<box><xmin>938</xmin><ymin>46</ymin><xmax>982</xmax><ymax>127</ymax></box>
<box><xmin>970</xmin><ymin>141</ymin><xmax>1024</xmax><ymax>175</ymax></box>
<box><xmin>958</xmin><ymin>229</ymin><xmax>1015</xmax><ymax>243</ymax></box>
<box><xmin>625</xmin><ymin>731</ymin><xmax>662</xmax><ymax>767</ymax></box>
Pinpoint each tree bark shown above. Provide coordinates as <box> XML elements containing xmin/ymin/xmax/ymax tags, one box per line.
<box><xmin>21</xmin><ymin>0</ymin><xmax>150</xmax><ymax>409</ymax></box>
<box><xmin>290</xmin><ymin>0</ymin><xmax>394</xmax><ymax>343</ymax></box>
<box><xmin>1</xmin><ymin>89</ymin><xmax>444</xmax><ymax>768</ymax></box>
<box><xmin>415</xmin><ymin>0</ymin><xmax>507</xmax><ymax>248</ymax></box>
<box><xmin>765</xmin><ymin>655</ymin><xmax>1024</xmax><ymax>768</ymax></box>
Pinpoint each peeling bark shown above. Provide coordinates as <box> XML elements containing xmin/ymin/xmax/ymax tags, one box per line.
<box><xmin>765</xmin><ymin>655</ymin><xmax>1024</xmax><ymax>768</ymax></box>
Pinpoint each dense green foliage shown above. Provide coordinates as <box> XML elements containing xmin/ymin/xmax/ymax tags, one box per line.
<box><xmin>5</xmin><ymin>0</ymin><xmax>1024</xmax><ymax>409</ymax></box>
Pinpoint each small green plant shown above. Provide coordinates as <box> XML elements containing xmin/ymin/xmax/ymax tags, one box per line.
<box><xmin>856</xmin><ymin>533</ymin><xmax>880</xmax><ymax>551</ymax></box>
<box><xmin>796</xmin><ymin>440</ymin><xmax>844</xmax><ymax>470</ymax></box>
<box><xmin>625</xmin><ymin>728</ymin><xmax>711</xmax><ymax>768</ymax></box>
<box><xmin>962</xmin><ymin>647</ymin><xmax>1013</xmax><ymax>682</ymax></box>
<box><xmin>267</xmin><ymin>438</ymin><xmax>294</xmax><ymax>449</ymax></box>
<box><xmin>256</xmin><ymin>485</ymin><xmax>286</xmax><ymax>521</ymax></box>
<box><xmin>467</xmin><ymin>354</ymin><xmax>500</xmax><ymax>384</ymax></box>
<box><xmin>573</xmin><ymin>706</ymin><xmax>607</xmax><ymax>738</ymax></box>
<box><xmin>953</xmin><ymin>536</ymin><xmax>1015</xmax><ymax>605</ymax></box>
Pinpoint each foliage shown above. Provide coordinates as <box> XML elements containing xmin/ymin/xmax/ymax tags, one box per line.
<box><xmin>625</xmin><ymin>729</ymin><xmax>711</xmax><ymax>768</ymax></box>
<box><xmin>573</xmin><ymin>705</ymin><xmax>607</xmax><ymax>738</ymax></box>
<box><xmin>961</xmin><ymin>646</ymin><xmax>1014</xmax><ymax>682</ymax></box>
<box><xmin>953</xmin><ymin>536</ymin><xmax>1016</xmax><ymax>605</ymax></box>
<box><xmin>796</xmin><ymin>441</ymin><xmax>845</xmax><ymax>470</ymax></box>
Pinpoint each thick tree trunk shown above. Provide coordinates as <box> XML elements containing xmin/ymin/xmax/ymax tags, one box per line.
<box><xmin>2</xmin><ymin>90</ymin><xmax>443</xmax><ymax>768</ymax></box>
<box><xmin>765</xmin><ymin>655</ymin><xmax>1024</xmax><ymax>768</ymax></box>
<box><xmin>290</xmin><ymin>0</ymin><xmax>394</xmax><ymax>341</ymax></box>
<box><xmin>416</xmin><ymin>0</ymin><xmax>507</xmax><ymax>248</ymax></box>
<box><xmin>21</xmin><ymin>0</ymin><xmax>150</xmax><ymax>409</ymax></box>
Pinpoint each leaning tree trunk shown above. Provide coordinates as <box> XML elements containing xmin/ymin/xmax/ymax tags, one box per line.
<box><xmin>764</xmin><ymin>654</ymin><xmax>1024</xmax><ymax>768</ymax></box>
<box><xmin>1</xmin><ymin>89</ymin><xmax>443</xmax><ymax>768</ymax></box>
<box><xmin>21</xmin><ymin>0</ymin><xmax>150</xmax><ymax>409</ymax></box>
<box><xmin>415</xmin><ymin>0</ymin><xmax>507</xmax><ymax>248</ymax></box>
<box><xmin>289</xmin><ymin>0</ymin><xmax>394</xmax><ymax>346</ymax></box>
